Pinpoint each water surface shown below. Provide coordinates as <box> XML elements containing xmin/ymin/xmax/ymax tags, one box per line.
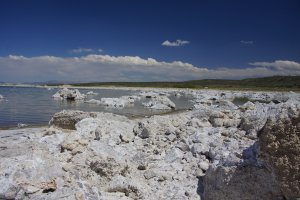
<box><xmin>0</xmin><ymin>87</ymin><xmax>193</xmax><ymax>128</ymax></box>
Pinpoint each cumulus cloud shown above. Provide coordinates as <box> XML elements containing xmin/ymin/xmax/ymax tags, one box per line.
<box><xmin>249</xmin><ymin>60</ymin><xmax>300</xmax><ymax>70</ymax></box>
<box><xmin>162</xmin><ymin>40</ymin><xmax>190</xmax><ymax>47</ymax></box>
<box><xmin>240</xmin><ymin>40</ymin><xmax>254</xmax><ymax>45</ymax></box>
<box><xmin>0</xmin><ymin>55</ymin><xmax>299</xmax><ymax>83</ymax></box>
<box><xmin>69</xmin><ymin>48</ymin><xmax>104</xmax><ymax>54</ymax></box>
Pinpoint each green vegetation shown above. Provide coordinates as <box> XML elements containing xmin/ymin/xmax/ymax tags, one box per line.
<box><xmin>68</xmin><ymin>76</ymin><xmax>300</xmax><ymax>91</ymax></box>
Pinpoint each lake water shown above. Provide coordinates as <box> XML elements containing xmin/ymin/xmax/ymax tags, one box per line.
<box><xmin>0</xmin><ymin>87</ymin><xmax>193</xmax><ymax>128</ymax></box>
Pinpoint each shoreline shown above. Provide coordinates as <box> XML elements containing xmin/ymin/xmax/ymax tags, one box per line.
<box><xmin>0</xmin><ymin>84</ymin><xmax>300</xmax><ymax>93</ymax></box>
<box><xmin>0</xmin><ymin>108</ymin><xmax>191</xmax><ymax>130</ymax></box>
<box><xmin>1</xmin><ymin>83</ymin><xmax>300</xmax><ymax>93</ymax></box>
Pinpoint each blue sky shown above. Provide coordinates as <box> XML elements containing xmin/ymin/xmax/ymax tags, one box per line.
<box><xmin>0</xmin><ymin>0</ymin><xmax>300</xmax><ymax>82</ymax></box>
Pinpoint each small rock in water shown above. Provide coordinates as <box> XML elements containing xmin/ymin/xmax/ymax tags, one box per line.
<box><xmin>86</xmin><ymin>91</ymin><xmax>98</xmax><ymax>95</ymax></box>
<box><xmin>17</xmin><ymin>123</ymin><xmax>28</xmax><ymax>128</ymax></box>
<box><xmin>52</xmin><ymin>88</ymin><xmax>86</xmax><ymax>100</ymax></box>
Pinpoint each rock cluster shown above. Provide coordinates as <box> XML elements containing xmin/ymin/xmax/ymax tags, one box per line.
<box><xmin>85</xmin><ymin>96</ymin><xmax>139</xmax><ymax>108</ymax></box>
<box><xmin>0</xmin><ymin>89</ymin><xmax>299</xmax><ymax>200</ymax></box>
<box><xmin>84</xmin><ymin>91</ymin><xmax>176</xmax><ymax>110</ymax></box>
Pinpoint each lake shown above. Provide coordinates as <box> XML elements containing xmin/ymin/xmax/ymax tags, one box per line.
<box><xmin>0</xmin><ymin>86</ymin><xmax>193</xmax><ymax>128</ymax></box>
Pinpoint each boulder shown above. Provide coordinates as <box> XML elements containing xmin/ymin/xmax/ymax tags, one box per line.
<box><xmin>49</xmin><ymin>110</ymin><xmax>98</xmax><ymax>129</ymax></box>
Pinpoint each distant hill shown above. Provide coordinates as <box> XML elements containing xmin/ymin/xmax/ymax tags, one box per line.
<box><xmin>54</xmin><ymin>76</ymin><xmax>300</xmax><ymax>91</ymax></box>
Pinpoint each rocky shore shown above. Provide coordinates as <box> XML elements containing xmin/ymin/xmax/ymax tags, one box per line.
<box><xmin>0</xmin><ymin>88</ymin><xmax>299</xmax><ymax>200</ymax></box>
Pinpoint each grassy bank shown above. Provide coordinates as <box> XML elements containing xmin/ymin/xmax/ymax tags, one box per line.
<box><xmin>65</xmin><ymin>76</ymin><xmax>300</xmax><ymax>91</ymax></box>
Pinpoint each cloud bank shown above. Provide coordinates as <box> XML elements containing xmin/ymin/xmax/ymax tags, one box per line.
<box><xmin>162</xmin><ymin>40</ymin><xmax>190</xmax><ymax>47</ymax></box>
<box><xmin>0</xmin><ymin>55</ymin><xmax>299</xmax><ymax>83</ymax></box>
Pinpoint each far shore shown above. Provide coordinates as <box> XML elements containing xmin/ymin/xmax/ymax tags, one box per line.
<box><xmin>1</xmin><ymin>83</ymin><xmax>300</xmax><ymax>93</ymax></box>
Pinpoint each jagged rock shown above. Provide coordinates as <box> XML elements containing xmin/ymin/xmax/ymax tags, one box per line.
<box><xmin>106</xmin><ymin>176</ymin><xmax>143</xmax><ymax>199</ymax></box>
<box><xmin>187</xmin><ymin>118</ymin><xmax>212</xmax><ymax>128</ymax></box>
<box><xmin>165</xmin><ymin>148</ymin><xmax>183</xmax><ymax>163</ymax></box>
<box><xmin>90</xmin><ymin>157</ymin><xmax>122</xmax><ymax>180</ymax></box>
<box><xmin>133</xmin><ymin>122</ymin><xmax>152</xmax><ymax>139</ymax></box>
<box><xmin>139</xmin><ymin>127</ymin><xmax>150</xmax><ymax>139</ymax></box>
<box><xmin>94</xmin><ymin>127</ymin><xmax>102</xmax><ymax>140</ymax></box>
<box><xmin>208</xmin><ymin>111</ymin><xmax>241</xmax><ymax>128</ymax></box>
<box><xmin>175</xmin><ymin>141</ymin><xmax>190</xmax><ymax>152</ymax></box>
<box><xmin>43</xmin><ymin>127</ymin><xmax>60</xmax><ymax>136</ymax></box>
<box><xmin>119</xmin><ymin>131</ymin><xmax>135</xmax><ymax>143</ymax></box>
<box><xmin>199</xmin><ymin>161</ymin><xmax>209</xmax><ymax>171</ymax></box>
<box><xmin>239</xmin><ymin>101</ymin><xmax>255</xmax><ymax>111</ymax></box>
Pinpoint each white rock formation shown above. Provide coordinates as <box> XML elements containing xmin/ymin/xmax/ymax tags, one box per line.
<box><xmin>100</xmin><ymin>96</ymin><xmax>134</xmax><ymax>108</ymax></box>
<box><xmin>142</xmin><ymin>96</ymin><xmax>176</xmax><ymax>110</ymax></box>
<box><xmin>52</xmin><ymin>88</ymin><xmax>86</xmax><ymax>100</ymax></box>
<box><xmin>85</xmin><ymin>96</ymin><xmax>139</xmax><ymax>108</ymax></box>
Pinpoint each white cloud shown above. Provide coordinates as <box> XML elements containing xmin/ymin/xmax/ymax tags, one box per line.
<box><xmin>240</xmin><ymin>40</ymin><xmax>254</xmax><ymax>45</ymax></box>
<box><xmin>0</xmin><ymin>55</ymin><xmax>299</xmax><ymax>83</ymax></box>
<box><xmin>162</xmin><ymin>39</ymin><xmax>190</xmax><ymax>47</ymax></box>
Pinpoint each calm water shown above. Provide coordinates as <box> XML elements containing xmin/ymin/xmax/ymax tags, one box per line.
<box><xmin>0</xmin><ymin>87</ymin><xmax>193</xmax><ymax>128</ymax></box>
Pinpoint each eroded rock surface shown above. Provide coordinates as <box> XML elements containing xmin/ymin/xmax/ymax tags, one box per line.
<box><xmin>259</xmin><ymin>110</ymin><xmax>300</xmax><ymax>200</ymax></box>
